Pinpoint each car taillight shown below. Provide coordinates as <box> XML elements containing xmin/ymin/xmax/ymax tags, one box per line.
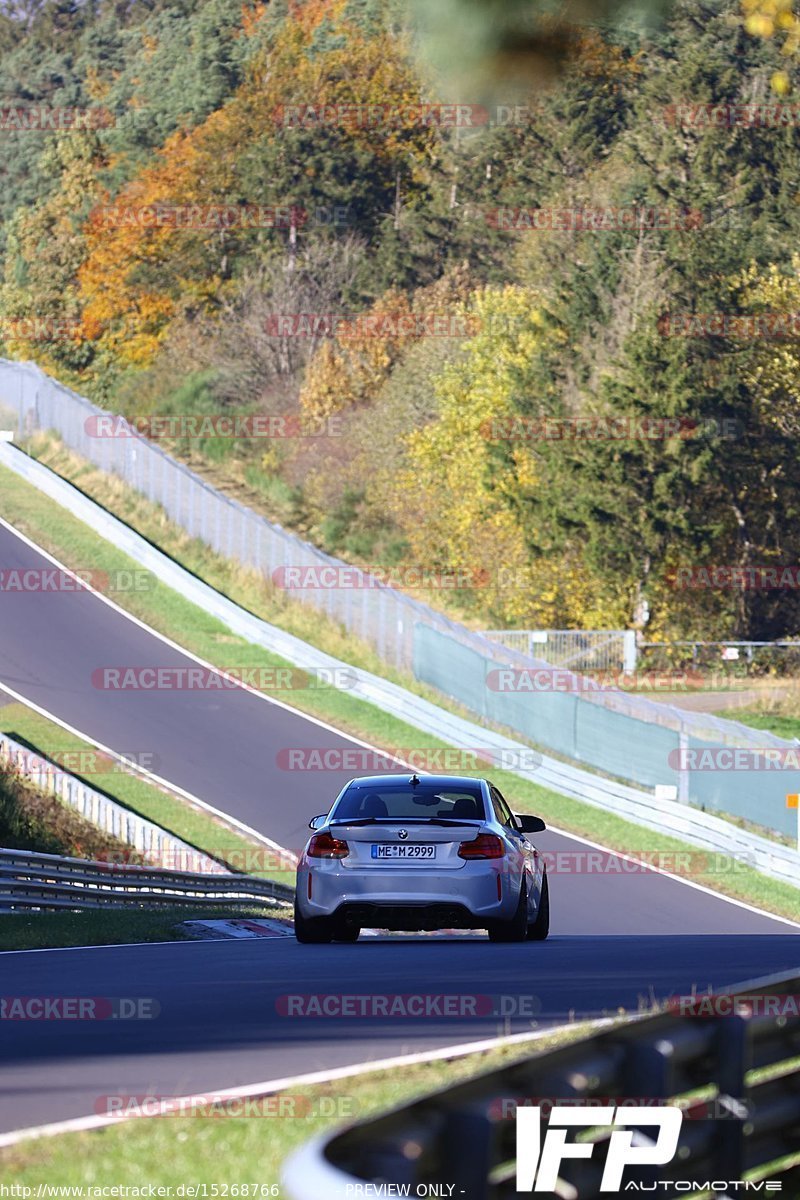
<box><xmin>307</xmin><ymin>832</ymin><xmax>349</xmax><ymax>859</ymax></box>
<box><xmin>458</xmin><ymin>834</ymin><xmax>505</xmax><ymax>859</ymax></box>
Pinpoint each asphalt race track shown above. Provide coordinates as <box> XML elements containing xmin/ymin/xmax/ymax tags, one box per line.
<box><xmin>0</xmin><ymin>519</ymin><xmax>797</xmax><ymax>1137</ymax></box>
<box><xmin>0</xmin><ymin>933</ymin><xmax>798</xmax><ymax>1135</ymax></box>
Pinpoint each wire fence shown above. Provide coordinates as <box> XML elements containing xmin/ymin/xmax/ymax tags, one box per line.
<box><xmin>0</xmin><ymin>728</ymin><xmax>226</xmax><ymax>872</ymax></box>
<box><xmin>482</xmin><ymin>629</ymin><xmax>637</xmax><ymax>672</ymax></box>
<box><xmin>2</xmin><ymin>358</ymin><xmax>799</xmax><ymax>837</ymax></box>
<box><xmin>640</xmin><ymin>640</ymin><xmax>800</xmax><ymax>675</ymax></box>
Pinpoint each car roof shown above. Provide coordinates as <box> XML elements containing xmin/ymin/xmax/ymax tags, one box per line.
<box><xmin>345</xmin><ymin>774</ymin><xmax>487</xmax><ymax>790</ymax></box>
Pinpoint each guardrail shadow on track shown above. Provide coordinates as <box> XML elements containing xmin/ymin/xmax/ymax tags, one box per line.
<box><xmin>283</xmin><ymin>969</ymin><xmax>800</xmax><ymax>1199</ymax></box>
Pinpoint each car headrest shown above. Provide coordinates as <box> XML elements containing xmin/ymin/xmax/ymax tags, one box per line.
<box><xmin>451</xmin><ymin>797</ymin><xmax>479</xmax><ymax>820</ymax></box>
<box><xmin>360</xmin><ymin>794</ymin><xmax>388</xmax><ymax>818</ymax></box>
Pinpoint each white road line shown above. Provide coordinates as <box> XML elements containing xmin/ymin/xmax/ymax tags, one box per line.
<box><xmin>0</xmin><ymin>1018</ymin><xmax>616</xmax><ymax>1148</ymax></box>
<box><xmin>0</xmin><ymin>677</ymin><xmax>296</xmax><ymax>865</ymax></box>
<box><xmin>0</xmin><ymin>937</ymin><xmax>228</xmax><ymax>956</ymax></box>
<box><xmin>0</xmin><ymin>515</ymin><xmax>411</xmax><ymax>754</ymax></box>
<box><xmin>540</xmin><ymin>824</ymin><xmax>800</xmax><ymax>930</ymax></box>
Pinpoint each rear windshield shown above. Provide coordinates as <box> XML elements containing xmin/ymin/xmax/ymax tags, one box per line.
<box><xmin>332</xmin><ymin>783</ymin><xmax>486</xmax><ymax>822</ymax></box>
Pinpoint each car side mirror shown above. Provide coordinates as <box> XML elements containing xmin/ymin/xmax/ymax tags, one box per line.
<box><xmin>308</xmin><ymin>813</ymin><xmax>327</xmax><ymax>830</ymax></box>
<box><xmin>515</xmin><ymin>814</ymin><xmax>546</xmax><ymax>833</ymax></box>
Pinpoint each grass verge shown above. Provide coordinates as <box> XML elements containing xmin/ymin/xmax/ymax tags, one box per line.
<box><xmin>730</xmin><ymin>709</ymin><xmax>800</xmax><ymax>742</ymax></box>
<box><xmin>0</xmin><ymin>904</ymin><xmax>289</xmax><ymax>952</ymax></box>
<box><xmin>0</xmin><ymin>702</ymin><xmax>295</xmax><ymax>888</ymax></box>
<box><xmin>713</xmin><ymin>679</ymin><xmax>800</xmax><ymax>740</ymax></box>
<box><xmin>1</xmin><ymin>450</ymin><xmax>799</xmax><ymax>922</ymax></box>
<box><xmin>1</xmin><ymin>1025</ymin><xmax>796</xmax><ymax>1195</ymax></box>
<box><xmin>0</xmin><ymin>755</ymin><xmax>137</xmax><ymax>862</ymax></box>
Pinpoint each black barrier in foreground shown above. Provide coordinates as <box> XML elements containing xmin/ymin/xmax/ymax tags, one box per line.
<box><xmin>298</xmin><ymin>970</ymin><xmax>800</xmax><ymax>1198</ymax></box>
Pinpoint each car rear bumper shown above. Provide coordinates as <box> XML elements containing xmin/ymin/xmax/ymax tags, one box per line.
<box><xmin>296</xmin><ymin>861</ymin><xmax>519</xmax><ymax>925</ymax></box>
<box><xmin>333</xmin><ymin>901</ymin><xmax>481</xmax><ymax>931</ymax></box>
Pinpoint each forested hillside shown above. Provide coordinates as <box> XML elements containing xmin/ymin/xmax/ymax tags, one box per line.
<box><xmin>2</xmin><ymin>0</ymin><xmax>799</xmax><ymax>643</ymax></box>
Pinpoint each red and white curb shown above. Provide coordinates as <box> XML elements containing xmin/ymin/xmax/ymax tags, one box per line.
<box><xmin>180</xmin><ymin>918</ymin><xmax>293</xmax><ymax>939</ymax></box>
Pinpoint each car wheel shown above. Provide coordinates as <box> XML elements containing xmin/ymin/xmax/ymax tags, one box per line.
<box><xmin>294</xmin><ymin>898</ymin><xmax>334</xmax><ymax>944</ymax></box>
<box><xmin>487</xmin><ymin>881</ymin><xmax>529</xmax><ymax>943</ymax></box>
<box><xmin>335</xmin><ymin>924</ymin><xmax>360</xmax><ymax>943</ymax></box>
<box><xmin>527</xmin><ymin>871</ymin><xmax>550</xmax><ymax>941</ymax></box>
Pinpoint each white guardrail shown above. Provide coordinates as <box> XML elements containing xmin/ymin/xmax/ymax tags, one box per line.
<box><xmin>0</xmin><ymin>728</ymin><xmax>226</xmax><ymax>874</ymax></box>
<box><xmin>0</xmin><ymin>846</ymin><xmax>293</xmax><ymax>911</ymax></box>
<box><xmin>1</xmin><ymin>443</ymin><xmax>800</xmax><ymax>892</ymax></box>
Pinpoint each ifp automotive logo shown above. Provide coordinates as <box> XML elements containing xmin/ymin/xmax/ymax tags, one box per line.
<box><xmin>515</xmin><ymin>1105</ymin><xmax>683</xmax><ymax>1191</ymax></box>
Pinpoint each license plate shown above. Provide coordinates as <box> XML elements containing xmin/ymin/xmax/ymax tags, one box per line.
<box><xmin>371</xmin><ymin>844</ymin><xmax>436</xmax><ymax>860</ymax></box>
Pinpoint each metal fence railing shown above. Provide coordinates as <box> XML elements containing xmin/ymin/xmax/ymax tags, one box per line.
<box><xmin>482</xmin><ymin>629</ymin><xmax>637</xmax><ymax>672</ymax></box>
<box><xmin>640</xmin><ymin>640</ymin><xmax>800</xmax><ymax>675</ymax></box>
<box><xmin>0</xmin><ymin>728</ymin><xmax>230</xmax><ymax>873</ymax></box>
<box><xmin>3</xmin><ymin>359</ymin><xmax>800</xmax><ymax>837</ymax></box>
<box><xmin>0</xmin><ymin>846</ymin><xmax>294</xmax><ymax>911</ymax></box>
<box><xmin>283</xmin><ymin>969</ymin><xmax>800</xmax><ymax>1199</ymax></box>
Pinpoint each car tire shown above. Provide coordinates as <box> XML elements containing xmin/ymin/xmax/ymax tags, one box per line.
<box><xmin>527</xmin><ymin>871</ymin><xmax>550</xmax><ymax>941</ymax></box>
<box><xmin>335</xmin><ymin>924</ymin><xmax>360</xmax><ymax>943</ymax></box>
<box><xmin>487</xmin><ymin>881</ymin><xmax>529</xmax><ymax>943</ymax></box>
<box><xmin>294</xmin><ymin>899</ymin><xmax>334</xmax><ymax>944</ymax></box>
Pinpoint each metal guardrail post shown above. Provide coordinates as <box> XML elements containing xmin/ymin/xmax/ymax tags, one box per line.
<box><xmin>0</xmin><ymin>845</ymin><xmax>295</xmax><ymax>910</ymax></box>
<box><xmin>284</xmin><ymin>971</ymin><xmax>800</xmax><ymax>1199</ymax></box>
<box><xmin>623</xmin><ymin>629</ymin><xmax>637</xmax><ymax>672</ymax></box>
<box><xmin>713</xmin><ymin>1013</ymin><xmax>749</xmax><ymax>1179</ymax></box>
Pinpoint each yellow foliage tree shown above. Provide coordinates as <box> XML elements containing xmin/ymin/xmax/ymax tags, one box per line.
<box><xmin>0</xmin><ymin>133</ymin><xmax>106</xmax><ymax>380</ymax></box>
<box><xmin>737</xmin><ymin>255</ymin><xmax>800</xmax><ymax>412</ymax></box>
<box><xmin>76</xmin><ymin>0</ymin><xmax>435</xmax><ymax>380</ymax></box>
<box><xmin>390</xmin><ymin>285</ymin><xmax>605</xmax><ymax>626</ymax></box>
<box><xmin>741</xmin><ymin>0</ymin><xmax>800</xmax><ymax>91</ymax></box>
<box><xmin>300</xmin><ymin>267</ymin><xmax>476</xmax><ymax>420</ymax></box>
